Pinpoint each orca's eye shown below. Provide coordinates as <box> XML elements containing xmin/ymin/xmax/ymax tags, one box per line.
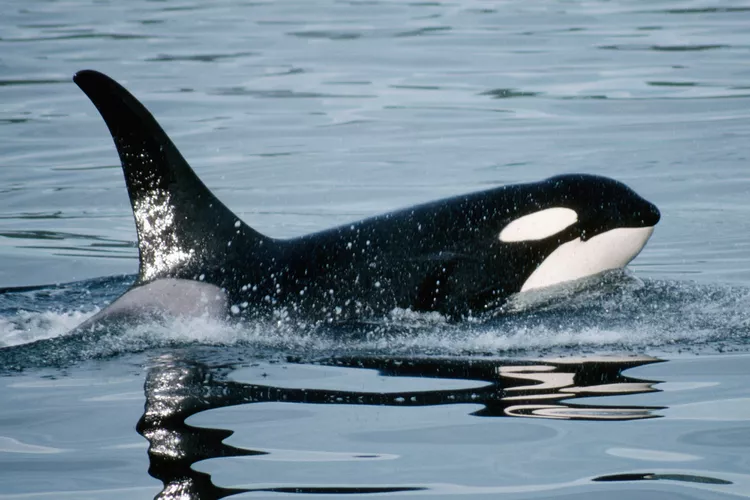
<box><xmin>499</xmin><ymin>207</ymin><xmax>578</xmax><ymax>243</ymax></box>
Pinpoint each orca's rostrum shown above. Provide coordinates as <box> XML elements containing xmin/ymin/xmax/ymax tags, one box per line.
<box><xmin>72</xmin><ymin>70</ymin><xmax>660</xmax><ymax>327</ymax></box>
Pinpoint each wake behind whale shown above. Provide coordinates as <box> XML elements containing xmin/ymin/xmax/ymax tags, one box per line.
<box><xmin>67</xmin><ymin>70</ymin><xmax>658</xmax><ymax>331</ymax></box>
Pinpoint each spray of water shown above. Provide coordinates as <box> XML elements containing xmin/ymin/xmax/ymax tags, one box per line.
<box><xmin>0</xmin><ymin>271</ymin><xmax>749</xmax><ymax>370</ymax></box>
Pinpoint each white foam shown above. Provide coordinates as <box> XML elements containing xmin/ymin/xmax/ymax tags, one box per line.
<box><xmin>1</xmin><ymin>308</ymin><xmax>714</xmax><ymax>358</ymax></box>
<box><xmin>2</xmin><ymin>274</ymin><xmax>749</xmax><ymax>363</ymax></box>
<box><xmin>0</xmin><ymin>309</ymin><xmax>98</xmax><ymax>348</ymax></box>
<box><xmin>353</xmin><ymin>323</ymin><xmax>702</xmax><ymax>357</ymax></box>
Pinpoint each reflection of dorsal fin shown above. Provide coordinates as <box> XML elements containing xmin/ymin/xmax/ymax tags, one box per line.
<box><xmin>74</xmin><ymin>70</ymin><xmax>274</xmax><ymax>285</ymax></box>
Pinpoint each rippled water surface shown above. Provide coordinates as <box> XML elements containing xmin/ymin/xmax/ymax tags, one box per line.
<box><xmin>1</xmin><ymin>0</ymin><xmax>750</xmax><ymax>498</ymax></box>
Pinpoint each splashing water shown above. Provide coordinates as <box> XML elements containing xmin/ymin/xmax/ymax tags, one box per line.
<box><xmin>0</xmin><ymin>270</ymin><xmax>749</xmax><ymax>370</ymax></box>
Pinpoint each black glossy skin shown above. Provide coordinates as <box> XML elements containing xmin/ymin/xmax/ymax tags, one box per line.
<box><xmin>73</xmin><ymin>70</ymin><xmax>660</xmax><ymax>321</ymax></box>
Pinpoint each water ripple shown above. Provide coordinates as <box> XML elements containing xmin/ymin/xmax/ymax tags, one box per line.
<box><xmin>599</xmin><ymin>44</ymin><xmax>731</xmax><ymax>51</ymax></box>
<box><xmin>0</xmin><ymin>79</ymin><xmax>68</xmax><ymax>87</ymax></box>
<box><xmin>145</xmin><ymin>51</ymin><xmax>257</xmax><ymax>63</ymax></box>
<box><xmin>210</xmin><ymin>87</ymin><xmax>375</xmax><ymax>98</ymax></box>
<box><xmin>289</xmin><ymin>31</ymin><xmax>362</xmax><ymax>40</ymax></box>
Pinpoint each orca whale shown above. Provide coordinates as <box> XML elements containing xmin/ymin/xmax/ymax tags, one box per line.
<box><xmin>72</xmin><ymin>70</ymin><xmax>660</xmax><ymax>326</ymax></box>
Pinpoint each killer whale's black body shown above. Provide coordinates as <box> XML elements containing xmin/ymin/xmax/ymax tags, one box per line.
<box><xmin>72</xmin><ymin>70</ymin><xmax>660</xmax><ymax>323</ymax></box>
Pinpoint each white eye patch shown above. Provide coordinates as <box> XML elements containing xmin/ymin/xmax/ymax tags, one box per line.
<box><xmin>499</xmin><ymin>207</ymin><xmax>578</xmax><ymax>243</ymax></box>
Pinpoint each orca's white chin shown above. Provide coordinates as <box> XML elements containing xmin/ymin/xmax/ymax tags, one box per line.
<box><xmin>520</xmin><ymin>226</ymin><xmax>655</xmax><ymax>293</ymax></box>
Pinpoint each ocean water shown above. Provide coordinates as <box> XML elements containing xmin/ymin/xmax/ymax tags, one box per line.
<box><xmin>1</xmin><ymin>0</ymin><xmax>750</xmax><ymax>498</ymax></box>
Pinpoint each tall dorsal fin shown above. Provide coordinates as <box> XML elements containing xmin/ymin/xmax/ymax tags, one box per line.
<box><xmin>73</xmin><ymin>70</ymin><xmax>274</xmax><ymax>285</ymax></box>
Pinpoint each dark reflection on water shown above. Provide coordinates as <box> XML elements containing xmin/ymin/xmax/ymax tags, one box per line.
<box><xmin>326</xmin><ymin>355</ymin><xmax>665</xmax><ymax>420</ymax></box>
<box><xmin>657</xmin><ymin>7</ymin><xmax>750</xmax><ymax>14</ymax></box>
<box><xmin>480</xmin><ymin>88</ymin><xmax>541</xmax><ymax>99</ymax></box>
<box><xmin>599</xmin><ymin>44</ymin><xmax>729</xmax><ymax>51</ymax></box>
<box><xmin>0</xmin><ymin>79</ymin><xmax>69</xmax><ymax>87</ymax></box>
<box><xmin>137</xmin><ymin>354</ymin><xmax>664</xmax><ymax>499</ymax></box>
<box><xmin>594</xmin><ymin>472</ymin><xmax>732</xmax><ymax>485</ymax></box>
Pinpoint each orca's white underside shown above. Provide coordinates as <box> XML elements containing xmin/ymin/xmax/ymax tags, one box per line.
<box><xmin>520</xmin><ymin>226</ymin><xmax>655</xmax><ymax>292</ymax></box>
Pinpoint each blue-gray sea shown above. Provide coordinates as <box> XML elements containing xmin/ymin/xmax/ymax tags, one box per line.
<box><xmin>2</xmin><ymin>1</ymin><xmax>750</xmax><ymax>499</ymax></box>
